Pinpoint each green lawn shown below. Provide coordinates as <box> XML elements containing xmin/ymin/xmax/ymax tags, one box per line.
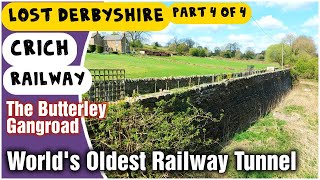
<box><xmin>85</xmin><ymin>53</ymin><xmax>278</xmax><ymax>78</ymax></box>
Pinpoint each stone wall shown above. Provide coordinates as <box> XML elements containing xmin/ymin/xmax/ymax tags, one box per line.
<box><xmin>134</xmin><ymin>69</ymin><xmax>292</xmax><ymax>148</ymax></box>
<box><xmin>125</xmin><ymin>70</ymin><xmax>266</xmax><ymax>96</ymax></box>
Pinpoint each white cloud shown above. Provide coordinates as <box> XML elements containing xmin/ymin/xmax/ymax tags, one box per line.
<box><xmin>226</xmin><ymin>25</ymin><xmax>240</xmax><ymax>30</ymax></box>
<box><xmin>253</xmin><ymin>15</ymin><xmax>288</xmax><ymax>30</ymax></box>
<box><xmin>195</xmin><ymin>36</ymin><xmax>214</xmax><ymax>43</ymax></box>
<box><xmin>186</xmin><ymin>24</ymin><xmax>222</xmax><ymax>31</ymax></box>
<box><xmin>302</xmin><ymin>15</ymin><xmax>319</xmax><ymax>27</ymax></box>
<box><xmin>272</xmin><ymin>33</ymin><xmax>287</xmax><ymax>40</ymax></box>
<box><xmin>228</xmin><ymin>34</ymin><xmax>254</xmax><ymax>42</ymax></box>
<box><xmin>256</xmin><ymin>1</ymin><xmax>313</xmax><ymax>11</ymax></box>
<box><xmin>149</xmin><ymin>23</ymin><xmax>240</xmax><ymax>45</ymax></box>
<box><xmin>149</xmin><ymin>34</ymin><xmax>174</xmax><ymax>45</ymax></box>
<box><xmin>185</xmin><ymin>24</ymin><xmax>240</xmax><ymax>31</ymax></box>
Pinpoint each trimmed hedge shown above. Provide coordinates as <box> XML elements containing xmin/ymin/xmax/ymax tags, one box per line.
<box><xmin>96</xmin><ymin>45</ymin><xmax>104</xmax><ymax>53</ymax></box>
<box><xmin>88</xmin><ymin>44</ymin><xmax>96</xmax><ymax>53</ymax></box>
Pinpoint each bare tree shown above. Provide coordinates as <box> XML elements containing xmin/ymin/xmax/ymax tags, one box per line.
<box><xmin>282</xmin><ymin>33</ymin><xmax>296</xmax><ymax>47</ymax></box>
<box><xmin>180</xmin><ymin>38</ymin><xmax>195</xmax><ymax>48</ymax></box>
<box><xmin>125</xmin><ymin>31</ymin><xmax>150</xmax><ymax>42</ymax></box>
<box><xmin>225</xmin><ymin>42</ymin><xmax>240</xmax><ymax>52</ymax></box>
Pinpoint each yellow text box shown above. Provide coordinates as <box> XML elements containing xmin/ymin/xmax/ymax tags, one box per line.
<box><xmin>170</xmin><ymin>3</ymin><xmax>251</xmax><ymax>24</ymax></box>
<box><xmin>2</xmin><ymin>2</ymin><xmax>251</xmax><ymax>31</ymax></box>
<box><xmin>2</xmin><ymin>2</ymin><xmax>170</xmax><ymax>31</ymax></box>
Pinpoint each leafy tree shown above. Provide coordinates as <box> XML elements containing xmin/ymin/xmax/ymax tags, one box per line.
<box><xmin>198</xmin><ymin>48</ymin><xmax>207</xmax><ymax>57</ymax></box>
<box><xmin>130</xmin><ymin>40</ymin><xmax>143</xmax><ymax>48</ymax></box>
<box><xmin>235</xmin><ymin>50</ymin><xmax>242</xmax><ymax>60</ymax></box>
<box><xmin>293</xmin><ymin>52</ymin><xmax>318</xmax><ymax>79</ymax></box>
<box><xmin>265</xmin><ymin>43</ymin><xmax>293</xmax><ymax>65</ymax></box>
<box><xmin>292</xmin><ymin>35</ymin><xmax>316</xmax><ymax>56</ymax></box>
<box><xmin>214</xmin><ymin>47</ymin><xmax>221</xmax><ymax>56</ymax></box>
<box><xmin>221</xmin><ymin>50</ymin><xmax>232</xmax><ymax>58</ymax></box>
<box><xmin>176</xmin><ymin>43</ymin><xmax>189</xmax><ymax>55</ymax></box>
<box><xmin>168</xmin><ymin>43</ymin><xmax>178</xmax><ymax>52</ymax></box>
<box><xmin>181</xmin><ymin>38</ymin><xmax>195</xmax><ymax>48</ymax></box>
<box><xmin>154</xmin><ymin>42</ymin><xmax>161</xmax><ymax>47</ymax></box>
<box><xmin>244</xmin><ymin>48</ymin><xmax>255</xmax><ymax>59</ymax></box>
<box><xmin>225</xmin><ymin>42</ymin><xmax>239</xmax><ymax>57</ymax></box>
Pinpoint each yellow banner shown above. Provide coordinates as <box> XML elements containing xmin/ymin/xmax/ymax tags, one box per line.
<box><xmin>2</xmin><ymin>2</ymin><xmax>251</xmax><ymax>31</ymax></box>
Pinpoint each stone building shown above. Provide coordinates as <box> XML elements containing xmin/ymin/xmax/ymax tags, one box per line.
<box><xmin>103</xmin><ymin>33</ymin><xmax>130</xmax><ymax>53</ymax></box>
<box><xmin>89</xmin><ymin>32</ymin><xmax>104</xmax><ymax>47</ymax></box>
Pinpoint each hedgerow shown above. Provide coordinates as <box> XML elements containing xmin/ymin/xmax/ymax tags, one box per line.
<box><xmin>86</xmin><ymin>96</ymin><xmax>218</xmax><ymax>177</ymax></box>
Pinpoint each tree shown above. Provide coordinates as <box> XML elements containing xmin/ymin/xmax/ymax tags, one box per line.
<box><xmin>292</xmin><ymin>35</ymin><xmax>316</xmax><ymax>56</ymax></box>
<box><xmin>265</xmin><ymin>43</ymin><xmax>293</xmax><ymax>65</ymax></box>
<box><xmin>167</xmin><ymin>37</ymin><xmax>179</xmax><ymax>52</ymax></box>
<box><xmin>154</xmin><ymin>42</ymin><xmax>161</xmax><ymax>47</ymax></box>
<box><xmin>96</xmin><ymin>45</ymin><xmax>104</xmax><ymax>53</ymax></box>
<box><xmin>214</xmin><ymin>47</ymin><xmax>221</xmax><ymax>56</ymax></box>
<box><xmin>244</xmin><ymin>48</ymin><xmax>255</xmax><ymax>59</ymax></box>
<box><xmin>130</xmin><ymin>40</ymin><xmax>143</xmax><ymax>48</ymax></box>
<box><xmin>88</xmin><ymin>45</ymin><xmax>96</xmax><ymax>53</ymax></box>
<box><xmin>235</xmin><ymin>50</ymin><xmax>242</xmax><ymax>60</ymax></box>
<box><xmin>189</xmin><ymin>48</ymin><xmax>199</xmax><ymax>56</ymax></box>
<box><xmin>198</xmin><ymin>48</ymin><xmax>207</xmax><ymax>57</ymax></box>
<box><xmin>221</xmin><ymin>50</ymin><xmax>232</xmax><ymax>58</ymax></box>
<box><xmin>181</xmin><ymin>38</ymin><xmax>195</xmax><ymax>48</ymax></box>
<box><xmin>225</xmin><ymin>42</ymin><xmax>239</xmax><ymax>57</ymax></box>
<box><xmin>282</xmin><ymin>33</ymin><xmax>295</xmax><ymax>47</ymax></box>
<box><xmin>176</xmin><ymin>43</ymin><xmax>189</xmax><ymax>55</ymax></box>
<box><xmin>125</xmin><ymin>31</ymin><xmax>150</xmax><ymax>42</ymax></box>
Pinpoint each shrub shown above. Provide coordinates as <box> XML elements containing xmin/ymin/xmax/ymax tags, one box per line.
<box><xmin>294</xmin><ymin>57</ymin><xmax>318</xmax><ymax>79</ymax></box>
<box><xmin>130</xmin><ymin>40</ymin><xmax>143</xmax><ymax>48</ymax></box>
<box><xmin>88</xmin><ymin>44</ymin><xmax>96</xmax><ymax>52</ymax></box>
<box><xmin>87</xmin><ymin>97</ymin><xmax>217</xmax><ymax>177</ymax></box>
<box><xmin>198</xmin><ymin>48</ymin><xmax>207</xmax><ymax>57</ymax></box>
<box><xmin>189</xmin><ymin>48</ymin><xmax>199</xmax><ymax>56</ymax></box>
<box><xmin>96</xmin><ymin>45</ymin><xmax>104</xmax><ymax>53</ymax></box>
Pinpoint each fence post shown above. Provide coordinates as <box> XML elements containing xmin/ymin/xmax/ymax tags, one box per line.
<box><xmin>154</xmin><ymin>81</ymin><xmax>157</xmax><ymax>93</ymax></box>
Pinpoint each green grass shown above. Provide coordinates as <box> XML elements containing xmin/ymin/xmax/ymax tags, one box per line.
<box><xmin>222</xmin><ymin>115</ymin><xmax>295</xmax><ymax>178</ymax></box>
<box><xmin>232</xmin><ymin>115</ymin><xmax>290</xmax><ymax>152</ymax></box>
<box><xmin>85</xmin><ymin>53</ymin><xmax>278</xmax><ymax>78</ymax></box>
<box><xmin>283</xmin><ymin>105</ymin><xmax>304</xmax><ymax>114</ymax></box>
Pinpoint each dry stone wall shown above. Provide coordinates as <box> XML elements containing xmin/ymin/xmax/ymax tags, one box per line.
<box><xmin>125</xmin><ymin>70</ymin><xmax>266</xmax><ymax>96</ymax></box>
<box><xmin>134</xmin><ymin>69</ymin><xmax>292</xmax><ymax>148</ymax></box>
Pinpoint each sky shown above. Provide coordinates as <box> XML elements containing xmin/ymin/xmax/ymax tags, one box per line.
<box><xmin>147</xmin><ymin>1</ymin><xmax>319</xmax><ymax>53</ymax></box>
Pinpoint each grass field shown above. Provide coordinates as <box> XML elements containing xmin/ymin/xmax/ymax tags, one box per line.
<box><xmin>85</xmin><ymin>53</ymin><xmax>278</xmax><ymax>78</ymax></box>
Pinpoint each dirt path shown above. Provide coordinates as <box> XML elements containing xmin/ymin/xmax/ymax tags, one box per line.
<box><xmin>272</xmin><ymin>80</ymin><xmax>318</xmax><ymax>178</ymax></box>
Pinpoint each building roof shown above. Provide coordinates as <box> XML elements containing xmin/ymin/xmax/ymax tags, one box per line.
<box><xmin>91</xmin><ymin>32</ymin><xmax>98</xmax><ymax>38</ymax></box>
<box><xmin>103</xmin><ymin>34</ymin><xmax>125</xmax><ymax>41</ymax></box>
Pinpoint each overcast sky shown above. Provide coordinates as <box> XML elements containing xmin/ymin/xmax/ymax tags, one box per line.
<box><xmin>147</xmin><ymin>1</ymin><xmax>319</xmax><ymax>53</ymax></box>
